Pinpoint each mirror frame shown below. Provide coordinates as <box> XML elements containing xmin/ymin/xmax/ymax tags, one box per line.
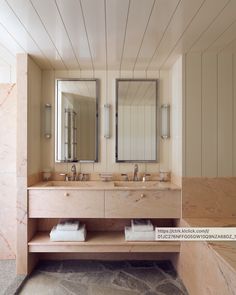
<box><xmin>115</xmin><ymin>78</ymin><xmax>159</xmax><ymax>163</ymax></box>
<box><xmin>55</xmin><ymin>78</ymin><xmax>99</xmax><ymax>163</ymax></box>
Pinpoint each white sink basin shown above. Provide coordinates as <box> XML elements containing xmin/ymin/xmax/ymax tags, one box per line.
<box><xmin>114</xmin><ymin>181</ymin><xmax>161</xmax><ymax>188</ymax></box>
<box><xmin>43</xmin><ymin>181</ymin><xmax>114</xmax><ymax>187</ymax></box>
<box><xmin>30</xmin><ymin>180</ymin><xmax>179</xmax><ymax>190</ymax></box>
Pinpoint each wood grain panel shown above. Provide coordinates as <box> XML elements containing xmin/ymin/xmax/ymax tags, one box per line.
<box><xmin>105</xmin><ymin>190</ymin><xmax>181</xmax><ymax>218</ymax></box>
<box><xmin>29</xmin><ymin>190</ymin><xmax>104</xmax><ymax>218</ymax></box>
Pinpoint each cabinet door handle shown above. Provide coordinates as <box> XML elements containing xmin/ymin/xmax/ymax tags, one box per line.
<box><xmin>140</xmin><ymin>194</ymin><xmax>145</xmax><ymax>198</ymax></box>
<box><xmin>64</xmin><ymin>192</ymin><xmax>70</xmax><ymax>197</ymax></box>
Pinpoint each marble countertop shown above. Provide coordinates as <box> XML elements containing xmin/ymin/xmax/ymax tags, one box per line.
<box><xmin>184</xmin><ymin>218</ymin><xmax>236</xmax><ymax>275</ymax></box>
<box><xmin>28</xmin><ymin>180</ymin><xmax>181</xmax><ymax>191</ymax></box>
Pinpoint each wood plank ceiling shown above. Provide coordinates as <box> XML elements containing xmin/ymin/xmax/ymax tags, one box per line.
<box><xmin>0</xmin><ymin>0</ymin><xmax>236</xmax><ymax>70</ymax></box>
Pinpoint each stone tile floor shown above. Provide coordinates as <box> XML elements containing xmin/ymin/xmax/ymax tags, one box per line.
<box><xmin>19</xmin><ymin>260</ymin><xmax>188</xmax><ymax>295</ymax></box>
<box><xmin>0</xmin><ymin>260</ymin><xmax>25</xmax><ymax>295</ymax></box>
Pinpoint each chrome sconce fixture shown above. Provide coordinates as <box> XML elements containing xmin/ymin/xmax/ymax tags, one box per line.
<box><xmin>161</xmin><ymin>104</ymin><xmax>170</xmax><ymax>139</ymax></box>
<box><xmin>104</xmin><ymin>103</ymin><xmax>110</xmax><ymax>139</ymax></box>
<box><xmin>44</xmin><ymin>103</ymin><xmax>52</xmax><ymax>139</ymax></box>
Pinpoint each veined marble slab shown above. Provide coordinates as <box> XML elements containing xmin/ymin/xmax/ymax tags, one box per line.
<box><xmin>182</xmin><ymin>177</ymin><xmax>236</xmax><ymax>218</ymax></box>
<box><xmin>174</xmin><ymin>218</ymin><xmax>236</xmax><ymax>295</ymax></box>
<box><xmin>0</xmin><ymin>83</ymin><xmax>17</xmax><ymax>259</ymax></box>
<box><xmin>185</xmin><ymin>218</ymin><xmax>236</xmax><ymax>276</ymax></box>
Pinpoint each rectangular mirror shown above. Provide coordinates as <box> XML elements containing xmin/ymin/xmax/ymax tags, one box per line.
<box><xmin>55</xmin><ymin>79</ymin><xmax>98</xmax><ymax>162</ymax></box>
<box><xmin>116</xmin><ymin>79</ymin><xmax>158</xmax><ymax>162</ymax></box>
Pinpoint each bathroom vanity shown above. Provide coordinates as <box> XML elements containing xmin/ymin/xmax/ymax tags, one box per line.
<box><xmin>26</xmin><ymin>180</ymin><xmax>181</xmax><ymax>266</ymax></box>
<box><xmin>16</xmin><ymin>59</ymin><xmax>183</xmax><ymax>275</ymax></box>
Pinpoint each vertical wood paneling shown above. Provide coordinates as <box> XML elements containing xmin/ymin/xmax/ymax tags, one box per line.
<box><xmin>234</xmin><ymin>55</ymin><xmax>236</xmax><ymax>176</ymax></box>
<box><xmin>202</xmin><ymin>53</ymin><xmax>217</xmax><ymax>176</ymax></box>
<box><xmin>28</xmin><ymin>57</ymin><xmax>42</xmax><ymax>175</ymax></box>
<box><xmin>185</xmin><ymin>53</ymin><xmax>202</xmax><ymax>176</ymax></box>
<box><xmin>118</xmin><ymin>105</ymin><xmax>155</xmax><ymax>161</ymax></box>
<box><xmin>171</xmin><ymin>56</ymin><xmax>182</xmax><ymax>185</ymax></box>
<box><xmin>218</xmin><ymin>52</ymin><xmax>233</xmax><ymax>176</ymax></box>
<box><xmin>184</xmin><ymin>52</ymin><xmax>236</xmax><ymax>177</ymax></box>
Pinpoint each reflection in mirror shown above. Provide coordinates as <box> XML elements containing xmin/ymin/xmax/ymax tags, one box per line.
<box><xmin>116</xmin><ymin>79</ymin><xmax>158</xmax><ymax>162</ymax></box>
<box><xmin>56</xmin><ymin>79</ymin><xmax>98</xmax><ymax>162</ymax></box>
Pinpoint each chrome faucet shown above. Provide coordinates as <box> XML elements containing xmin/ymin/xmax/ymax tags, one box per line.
<box><xmin>133</xmin><ymin>164</ymin><xmax>139</xmax><ymax>181</ymax></box>
<box><xmin>71</xmin><ymin>164</ymin><xmax>77</xmax><ymax>181</ymax></box>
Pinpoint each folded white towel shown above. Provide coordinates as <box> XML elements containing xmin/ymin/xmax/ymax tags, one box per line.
<box><xmin>131</xmin><ymin>219</ymin><xmax>154</xmax><ymax>232</ymax></box>
<box><xmin>56</xmin><ymin>220</ymin><xmax>80</xmax><ymax>231</ymax></box>
<box><xmin>50</xmin><ymin>224</ymin><xmax>86</xmax><ymax>242</ymax></box>
<box><xmin>125</xmin><ymin>226</ymin><xmax>155</xmax><ymax>241</ymax></box>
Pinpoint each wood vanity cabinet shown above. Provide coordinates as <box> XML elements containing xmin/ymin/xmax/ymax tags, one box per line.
<box><xmin>29</xmin><ymin>189</ymin><xmax>104</xmax><ymax>218</ymax></box>
<box><xmin>105</xmin><ymin>190</ymin><xmax>181</xmax><ymax>218</ymax></box>
<box><xmin>29</xmin><ymin>188</ymin><xmax>181</xmax><ymax>218</ymax></box>
<box><xmin>26</xmin><ymin>186</ymin><xmax>182</xmax><ymax>275</ymax></box>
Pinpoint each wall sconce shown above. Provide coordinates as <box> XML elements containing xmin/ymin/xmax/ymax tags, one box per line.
<box><xmin>44</xmin><ymin>103</ymin><xmax>52</xmax><ymax>139</ymax></box>
<box><xmin>161</xmin><ymin>104</ymin><xmax>170</xmax><ymax>139</ymax></box>
<box><xmin>104</xmin><ymin>103</ymin><xmax>110</xmax><ymax>139</ymax></box>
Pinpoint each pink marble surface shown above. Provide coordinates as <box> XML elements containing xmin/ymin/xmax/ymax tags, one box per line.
<box><xmin>16</xmin><ymin>54</ymin><xmax>29</xmax><ymax>274</ymax></box>
<box><xmin>175</xmin><ymin>218</ymin><xmax>236</xmax><ymax>295</ymax></box>
<box><xmin>182</xmin><ymin>177</ymin><xmax>236</xmax><ymax>218</ymax></box>
<box><xmin>0</xmin><ymin>83</ymin><xmax>17</xmax><ymax>259</ymax></box>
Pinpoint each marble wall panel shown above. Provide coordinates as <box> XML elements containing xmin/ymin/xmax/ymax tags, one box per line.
<box><xmin>182</xmin><ymin>177</ymin><xmax>236</xmax><ymax>218</ymax></box>
<box><xmin>0</xmin><ymin>83</ymin><xmax>17</xmax><ymax>259</ymax></box>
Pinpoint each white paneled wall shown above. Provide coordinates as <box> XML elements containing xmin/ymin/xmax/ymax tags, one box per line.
<box><xmin>171</xmin><ymin>57</ymin><xmax>182</xmax><ymax>185</ymax></box>
<box><xmin>41</xmin><ymin>70</ymin><xmax>172</xmax><ymax>173</ymax></box>
<box><xmin>77</xmin><ymin>100</ymin><xmax>96</xmax><ymax>160</ymax></box>
<box><xmin>184</xmin><ymin>52</ymin><xmax>236</xmax><ymax>177</ymax></box>
<box><xmin>28</xmin><ymin>57</ymin><xmax>42</xmax><ymax>175</ymax></box>
<box><xmin>118</xmin><ymin>105</ymin><xmax>156</xmax><ymax>161</ymax></box>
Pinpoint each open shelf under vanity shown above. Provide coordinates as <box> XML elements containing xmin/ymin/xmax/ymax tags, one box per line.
<box><xmin>24</xmin><ymin>185</ymin><xmax>182</xmax><ymax>274</ymax></box>
<box><xmin>28</xmin><ymin>231</ymin><xmax>181</xmax><ymax>253</ymax></box>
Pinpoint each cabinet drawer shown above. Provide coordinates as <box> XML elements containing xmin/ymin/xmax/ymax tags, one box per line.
<box><xmin>29</xmin><ymin>190</ymin><xmax>104</xmax><ymax>218</ymax></box>
<box><xmin>105</xmin><ymin>190</ymin><xmax>181</xmax><ymax>218</ymax></box>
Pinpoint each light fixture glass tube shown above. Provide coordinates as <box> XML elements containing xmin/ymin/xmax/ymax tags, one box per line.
<box><xmin>104</xmin><ymin>104</ymin><xmax>110</xmax><ymax>139</ymax></box>
<box><xmin>161</xmin><ymin>104</ymin><xmax>170</xmax><ymax>139</ymax></box>
<box><xmin>44</xmin><ymin>103</ymin><xmax>52</xmax><ymax>139</ymax></box>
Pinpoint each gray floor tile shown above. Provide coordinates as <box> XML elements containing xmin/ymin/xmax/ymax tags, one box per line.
<box><xmin>0</xmin><ymin>259</ymin><xmax>25</xmax><ymax>295</ymax></box>
<box><xmin>19</xmin><ymin>260</ymin><xmax>188</xmax><ymax>295</ymax></box>
<box><xmin>122</xmin><ymin>268</ymin><xmax>166</xmax><ymax>287</ymax></box>
<box><xmin>112</xmin><ymin>271</ymin><xmax>150</xmax><ymax>293</ymax></box>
